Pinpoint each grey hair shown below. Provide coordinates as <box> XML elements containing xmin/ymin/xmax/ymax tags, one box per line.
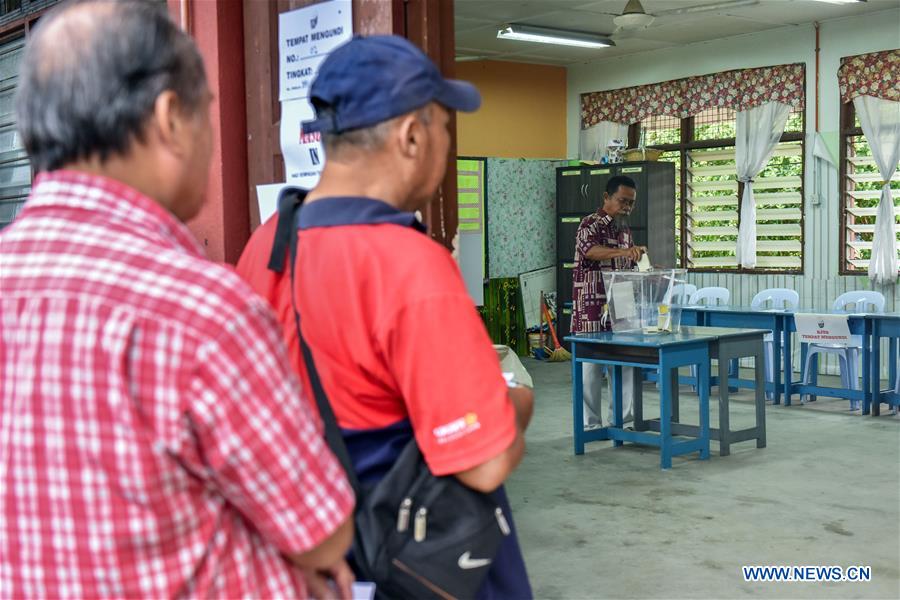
<box><xmin>320</xmin><ymin>105</ymin><xmax>432</xmax><ymax>156</ymax></box>
<box><xmin>15</xmin><ymin>0</ymin><xmax>208</xmax><ymax>173</ymax></box>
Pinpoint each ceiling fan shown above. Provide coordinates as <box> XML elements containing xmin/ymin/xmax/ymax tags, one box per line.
<box><xmin>490</xmin><ymin>0</ymin><xmax>763</xmax><ymax>55</ymax></box>
<box><xmin>605</xmin><ymin>0</ymin><xmax>760</xmax><ymax>38</ymax></box>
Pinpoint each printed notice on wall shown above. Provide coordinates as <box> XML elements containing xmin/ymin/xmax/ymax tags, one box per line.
<box><xmin>278</xmin><ymin>1</ymin><xmax>352</xmax><ymax>102</ymax></box>
<box><xmin>281</xmin><ymin>99</ymin><xmax>325</xmax><ymax>187</ymax></box>
<box><xmin>277</xmin><ymin>1</ymin><xmax>351</xmax><ymax>186</ymax></box>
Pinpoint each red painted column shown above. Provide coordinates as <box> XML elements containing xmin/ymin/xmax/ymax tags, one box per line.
<box><xmin>169</xmin><ymin>0</ymin><xmax>249</xmax><ymax>264</ymax></box>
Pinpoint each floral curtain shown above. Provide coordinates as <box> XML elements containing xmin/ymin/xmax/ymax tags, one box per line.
<box><xmin>581</xmin><ymin>63</ymin><xmax>804</xmax><ymax>128</ymax></box>
<box><xmin>838</xmin><ymin>50</ymin><xmax>899</xmax><ymax>104</ymax></box>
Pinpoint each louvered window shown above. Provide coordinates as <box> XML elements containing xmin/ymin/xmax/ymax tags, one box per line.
<box><xmin>640</xmin><ymin>105</ymin><xmax>804</xmax><ymax>273</ymax></box>
<box><xmin>839</xmin><ymin>103</ymin><xmax>900</xmax><ymax>274</ymax></box>
<box><xmin>686</xmin><ymin>141</ymin><xmax>803</xmax><ymax>269</ymax></box>
<box><xmin>457</xmin><ymin>157</ymin><xmax>488</xmax><ymax>287</ymax></box>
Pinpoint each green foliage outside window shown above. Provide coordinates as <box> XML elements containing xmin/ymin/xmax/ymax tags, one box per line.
<box><xmin>844</xmin><ymin>136</ymin><xmax>900</xmax><ymax>270</ymax></box>
<box><xmin>641</xmin><ymin>107</ymin><xmax>804</xmax><ymax>271</ymax></box>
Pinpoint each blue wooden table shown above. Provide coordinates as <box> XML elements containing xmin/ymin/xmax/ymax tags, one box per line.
<box><xmin>681</xmin><ymin>306</ymin><xmax>896</xmax><ymax>414</ymax></box>
<box><xmin>565</xmin><ymin>326</ymin><xmax>767</xmax><ymax>469</ymax></box>
<box><xmin>681</xmin><ymin>306</ymin><xmax>791</xmax><ymax>403</ymax></box>
<box><xmin>869</xmin><ymin>313</ymin><xmax>900</xmax><ymax>415</ymax></box>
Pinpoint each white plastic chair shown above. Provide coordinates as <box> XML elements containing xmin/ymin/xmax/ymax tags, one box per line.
<box><xmin>688</xmin><ymin>287</ymin><xmax>730</xmax><ymax>306</ymax></box>
<box><xmin>801</xmin><ymin>291</ymin><xmax>885</xmax><ymax>409</ymax></box>
<box><xmin>751</xmin><ymin>288</ymin><xmax>800</xmax><ymax>400</ymax></box>
<box><xmin>831</xmin><ymin>291</ymin><xmax>885</xmax><ymax>314</ymax></box>
<box><xmin>671</xmin><ymin>283</ymin><xmax>697</xmax><ymax>305</ymax></box>
<box><xmin>751</xmin><ymin>288</ymin><xmax>800</xmax><ymax>311</ymax></box>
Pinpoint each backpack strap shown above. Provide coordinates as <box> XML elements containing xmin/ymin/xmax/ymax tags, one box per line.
<box><xmin>267</xmin><ymin>188</ymin><xmax>361</xmax><ymax>495</ymax></box>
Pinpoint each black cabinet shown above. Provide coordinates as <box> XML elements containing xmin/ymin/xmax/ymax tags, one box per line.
<box><xmin>556</xmin><ymin>161</ymin><xmax>676</xmax><ymax>330</ymax></box>
<box><xmin>556</xmin><ymin>168</ymin><xmax>585</xmax><ymax>213</ymax></box>
<box><xmin>556</xmin><ymin>261</ymin><xmax>575</xmax><ymax>305</ymax></box>
<box><xmin>557</xmin><ymin>214</ymin><xmax>590</xmax><ymax>260</ymax></box>
<box><xmin>558</xmin><ymin>302</ymin><xmax>573</xmax><ymax>342</ymax></box>
<box><xmin>556</xmin><ymin>165</ymin><xmax>616</xmax><ymax>213</ymax></box>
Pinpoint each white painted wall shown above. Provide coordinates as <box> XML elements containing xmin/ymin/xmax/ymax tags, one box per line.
<box><xmin>566</xmin><ymin>9</ymin><xmax>900</xmax><ymax>378</ymax></box>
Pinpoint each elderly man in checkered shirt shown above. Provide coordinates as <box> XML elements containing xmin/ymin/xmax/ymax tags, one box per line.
<box><xmin>0</xmin><ymin>2</ymin><xmax>355</xmax><ymax>598</ymax></box>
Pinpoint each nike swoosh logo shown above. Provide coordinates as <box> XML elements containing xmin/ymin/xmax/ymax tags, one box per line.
<box><xmin>458</xmin><ymin>551</ymin><xmax>492</xmax><ymax>570</ymax></box>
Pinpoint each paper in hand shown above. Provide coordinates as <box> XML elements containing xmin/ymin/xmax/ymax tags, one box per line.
<box><xmin>637</xmin><ymin>253</ymin><xmax>652</xmax><ymax>272</ymax></box>
<box><xmin>352</xmin><ymin>582</ymin><xmax>376</xmax><ymax>600</ymax></box>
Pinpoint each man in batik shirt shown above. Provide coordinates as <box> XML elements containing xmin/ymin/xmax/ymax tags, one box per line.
<box><xmin>571</xmin><ymin>175</ymin><xmax>647</xmax><ymax>427</ymax></box>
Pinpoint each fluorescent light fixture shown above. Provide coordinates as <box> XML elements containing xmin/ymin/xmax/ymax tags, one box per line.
<box><xmin>667</xmin><ymin>0</ymin><xmax>760</xmax><ymax>14</ymax></box>
<box><xmin>808</xmin><ymin>0</ymin><xmax>866</xmax><ymax>4</ymax></box>
<box><xmin>497</xmin><ymin>24</ymin><xmax>614</xmax><ymax>49</ymax></box>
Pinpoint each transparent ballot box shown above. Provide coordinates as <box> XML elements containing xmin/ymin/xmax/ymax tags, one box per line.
<box><xmin>601</xmin><ymin>269</ymin><xmax>687</xmax><ymax>333</ymax></box>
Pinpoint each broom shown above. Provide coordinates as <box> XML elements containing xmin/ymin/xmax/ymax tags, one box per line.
<box><xmin>541</xmin><ymin>294</ymin><xmax>571</xmax><ymax>362</ymax></box>
<box><xmin>532</xmin><ymin>295</ymin><xmax>549</xmax><ymax>360</ymax></box>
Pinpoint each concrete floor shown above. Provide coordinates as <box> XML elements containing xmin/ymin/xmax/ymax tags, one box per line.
<box><xmin>506</xmin><ymin>358</ymin><xmax>900</xmax><ymax>599</ymax></box>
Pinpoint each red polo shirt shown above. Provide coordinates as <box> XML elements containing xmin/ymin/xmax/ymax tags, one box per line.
<box><xmin>236</xmin><ymin>196</ymin><xmax>516</xmax><ymax>477</ymax></box>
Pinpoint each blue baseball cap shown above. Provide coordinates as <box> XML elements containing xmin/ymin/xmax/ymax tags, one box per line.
<box><xmin>303</xmin><ymin>35</ymin><xmax>481</xmax><ymax>134</ymax></box>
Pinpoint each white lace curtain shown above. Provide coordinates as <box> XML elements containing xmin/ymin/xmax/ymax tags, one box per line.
<box><xmin>853</xmin><ymin>95</ymin><xmax>900</xmax><ymax>285</ymax></box>
<box><xmin>735</xmin><ymin>102</ymin><xmax>792</xmax><ymax>268</ymax></box>
<box><xmin>578</xmin><ymin>121</ymin><xmax>628</xmax><ymax>162</ymax></box>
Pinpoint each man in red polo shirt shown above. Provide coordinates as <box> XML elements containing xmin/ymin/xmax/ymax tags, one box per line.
<box><xmin>237</xmin><ymin>35</ymin><xmax>534</xmax><ymax>598</ymax></box>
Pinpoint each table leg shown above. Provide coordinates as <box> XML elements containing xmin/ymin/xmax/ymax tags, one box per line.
<box><xmin>783</xmin><ymin>317</ymin><xmax>792</xmax><ymax>406</ymax></box>
<box><xmin>754</xmin><ymin>342</ymin><xmax>767</xmax><ymax>449</ymax></box>
<box><xmin>772</xmin><ymin>318</ymin><xmax>782</xmax><ymax>405</ymax></box>
<box><xmin>889</xmin><ymin>337</ymin><xmax>898</xmax><ymax>397</ymax></box>
<box><xmin>669</xmin><ymin>367</ymin><xmax>680</xmax><ymax>427</ymax></box>
<box><xmin>863</xmin><ymin>318</ymin><xmax>873</xmax><ymax>416</ymax></box>
<box><xmin>573</xmin><ymin>349</ymin><xmax>584</xmax><ymax>455</ymax></box>
<box><xmin>810</xmin><ymin>353</ymin><xmax>819</xmax><ymax>402</ymax></box>
<box><xmin>717</xmin><ymin>344</ymin><xmax>731</xmax><ymax>457</ymax></box>
<box><xmin>613</xmin><ymin>365</ymin><xmax>624</xmax><ymax>447</ymax></box>
<box><xmin>698</xmin><ymin>350</ymin><xmax>711</xmax><ymax>461</ymax></box>
<box><xmin>659</xmin><ymin>358</ymin><xmax>672</xmax><ymax>469</ymax></box>
<box><xmin>799</xmin><ymin>342</ymin><xmax>808</xmax><ymax>399</ymax></box>
<box><xmin>870</xmin><ymin>320</ymin><xmax>879</xmax><ymax>416</ymax></box>
<box><xmin>671</xmin><ymin>367</ymin><xmax>680</xmax><ymax>423</ymax></box>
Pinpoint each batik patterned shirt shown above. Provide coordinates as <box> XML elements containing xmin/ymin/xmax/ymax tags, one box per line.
<box><xmin>570</xmin><ymin>209</ymin><xmax>635</xmax><ymax>333</ymax></box>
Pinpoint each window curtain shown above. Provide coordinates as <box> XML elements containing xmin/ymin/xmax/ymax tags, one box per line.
<box><xmin>735</xmin><ymin>102</ymin><xmax>792</xmax><ymax>269</ymax></box>
<box><xmin>580</xmin><ymin>63</ymin><xmax>803</xmax><ymax>128</ymax></box>
<box><xmin>838</xmin><ymin>50</ymin><xmax>899</xmax><ymax>105</ymax></box>
<box><xmin>852</xmin><ymin>95</ymin><xmax>900</xmax><ymax>284</ymax></box>
<box><xmin>579</xmin><ymin>121</ymin><xmax>629</xmax><ymax>162</ymax></box>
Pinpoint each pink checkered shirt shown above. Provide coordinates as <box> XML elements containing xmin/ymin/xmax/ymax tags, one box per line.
<box><xmin>0</xmin><ymin>171</ymin><xmax>354</xmax><ymax>599</ymax></box>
